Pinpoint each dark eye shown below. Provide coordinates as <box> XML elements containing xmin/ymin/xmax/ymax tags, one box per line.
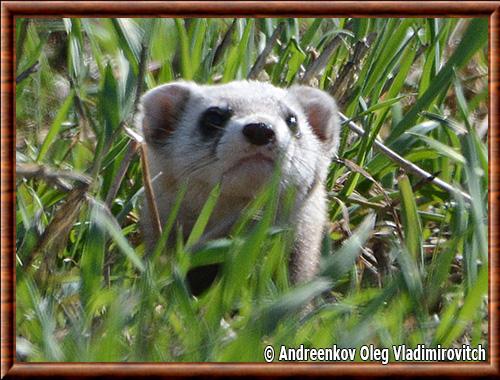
<box><xmin>285</xmin><ymin>113</ymin><xmax>301</xmax><ymax>137</ymax></box>
<box><xmin>199</xmin><ymin>106</ymin><xmax>233</xmax><ymax>138</ymax></box>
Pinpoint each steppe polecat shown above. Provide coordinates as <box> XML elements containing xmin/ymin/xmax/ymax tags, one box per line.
<box><xmin>140</xmin><ymin>81</ymin><xmax>339</xmax><ymax>292</ymax></box>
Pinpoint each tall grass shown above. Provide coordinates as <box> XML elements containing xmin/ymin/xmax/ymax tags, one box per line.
<box><xmin>15</xmin><ymin>18</ymin><xmax>488</xmax><ymax>362</ymax></box>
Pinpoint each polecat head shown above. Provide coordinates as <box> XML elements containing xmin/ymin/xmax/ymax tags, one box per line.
<box><xmin>140</xmin><ymin>81</ymin><xmax>339</xmax><ymax>199</ymax></box>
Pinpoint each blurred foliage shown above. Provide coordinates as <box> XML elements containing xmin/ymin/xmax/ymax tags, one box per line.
<box><xmin>15</xmin><ymin>18</ymin><xmax>488</xmax><ymax>362</ymax></box>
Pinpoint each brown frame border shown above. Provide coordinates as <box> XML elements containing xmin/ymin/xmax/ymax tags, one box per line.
<box><xmin>1</xmin><ymin>1</ymin><xmax>499</xmax><ymax>378</ymax></box>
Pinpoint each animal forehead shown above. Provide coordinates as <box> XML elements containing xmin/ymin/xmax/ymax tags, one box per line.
<box><xmin>199</xmin><ymin>82</ymin><xmax>294</xmax><ymax>115</ymax></box>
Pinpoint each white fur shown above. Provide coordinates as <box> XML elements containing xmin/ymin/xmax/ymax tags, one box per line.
<box><xmin>140</xmin><ymin>80</ymin><xmax>339</xmax><ymax>284</ymax></box>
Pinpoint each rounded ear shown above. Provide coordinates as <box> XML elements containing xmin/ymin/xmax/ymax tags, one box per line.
<box><xmin>288</xmin><ymin>85</ymin><xmax>340</xmax><ymax>154</ymax></box>
<box><xmin>141</xmin><ymin>82</ymin><xmax>193</xmax><ymax>146</ymax></box>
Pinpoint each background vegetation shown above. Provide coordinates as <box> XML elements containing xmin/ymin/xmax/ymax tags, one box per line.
<box><xmin>15</xmin><ymin>18</ymin><xmax>488</xmax><ymax>362</ymax></box>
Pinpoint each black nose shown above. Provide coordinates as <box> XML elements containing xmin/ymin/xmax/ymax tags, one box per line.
<box><xmin>242</xmin><ymin>123</ymin><xmax>275</xmax><ymax>146</ymax></box>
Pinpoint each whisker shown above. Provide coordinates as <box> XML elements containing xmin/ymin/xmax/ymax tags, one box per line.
<box><xmin>177</xmin><ymin>152</ymin><xmax>218</xmax><ymax>178</ymax></box>
<box><xmin>182</xmin><ymin>156</ymin><xmax>220</xmax><ymax>179</ymax></box>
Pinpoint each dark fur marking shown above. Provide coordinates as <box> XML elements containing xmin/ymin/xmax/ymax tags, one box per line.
<box><xmin>143</xmin><ymin>86</ymin><xmax>191</xmax><ymax>147</ymax></box>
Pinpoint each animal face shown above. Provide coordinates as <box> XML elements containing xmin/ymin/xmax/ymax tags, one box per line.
<box><xmin>140</xmin><ymin>81</ymin><xmax>339</xmax><ymax>199</ymax></box>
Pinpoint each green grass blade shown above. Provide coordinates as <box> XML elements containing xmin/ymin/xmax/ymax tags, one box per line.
<box><xmin>110</xmin><ymin>18</ymin><xmax>140</xmax><ymax>76</ymax></box>
<box><xmin>92</xmin><ymin>200</ymin><xmax>145</xmax><ymax>272</ymax></box>
<box><xmin>175</xmin><ymin>19</ymin><xmax>193</xmax><ymax>80</ymax></box>
<box><xmin>321</xmin><ymin>213</ymin><xmax>375</xmax><ymax>282</ymax></box>
<box><xmin>185</xmin><ymin>184</ymin><xmax>221</xmax><ymax>248</ymax></box>
<box><xmin>389</xmin><ymin>18</ymin><xmax>488</xmax><ymax>142</ymax></box>
<box><xmin>150</xmin><ymin>183</ymin><xmax>188</xmax><ymax>262</ymax></box>
<box><xmin>407</xmin><ymin>132</ymin><xmax>466</xmax><ymax>165</ymax></box>
<box><xmin>222</xmin><ymin>19</ymin><xmax>254</xmax><ymax>81</ymax></box>
<box><xmin>435</xmin><ymin>265</ymin><xmax>487</xmax><ymax>346</ymax></box>
<box><xmin>397</xmin><ymin>173</ymin><xmax>423</xmax><ymax>266</ymax></box>
<box><xmin>36</xmin><ymin>91</ymin><xmax>74</xmax><ymax>162</ymax></box>
<box><xmin>80</xmin><ymin>207</ymin><xmax>106</xmax><ymax>309</ymax></box>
